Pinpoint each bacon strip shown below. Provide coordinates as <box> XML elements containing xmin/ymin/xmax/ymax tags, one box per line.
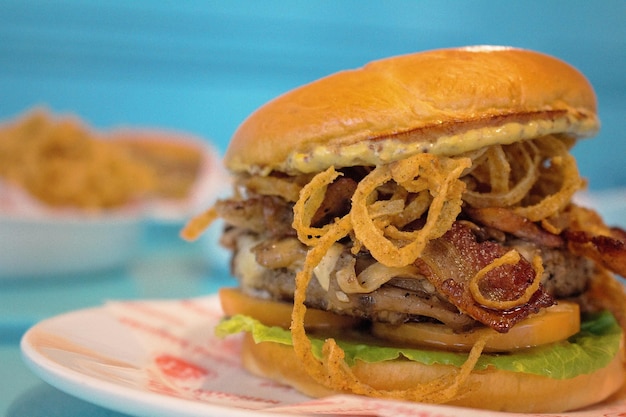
<box><xmin>564</xmin><ymin>228</ymin><xmax>626</xmax><ymax>278</ymax></box>
<box><xmin>466</xmin><ymin>207</ymin><xmax>563</xmax><ymax>248</ymax></box>
<box><xmin>415</xmin><ymin>222</ymin><xmax>554</xmax><ymax>333</ymax></box>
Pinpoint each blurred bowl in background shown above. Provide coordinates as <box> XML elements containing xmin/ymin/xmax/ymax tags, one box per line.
<box><xmin>108</xmin><ymin>128</ymin><xmax>229</xmax><ymax>223</ymax></box>
<box><xmin>0</xmin><ymin>210</ymin><xmax>143</xmax><ymax>279</ymax></box>
<box><xmin>0</xmin><ymin>127</ymin><xmax>229</xmax><ymax>279</ymax></box>
<box><xmin>108</xmin><ymin>128</ymin><xmax>231</xmax><ymax>272</ymax></box>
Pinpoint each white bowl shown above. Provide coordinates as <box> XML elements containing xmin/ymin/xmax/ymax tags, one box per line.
<box><xmin>0</xmin><ymin>130</ymin><xmax>228</xmax><ymax>279</ymax></box>
<box><xmin>0</xmin><ymin>211</ymin><xmax>144</xmax><ymax>279</ymax></box>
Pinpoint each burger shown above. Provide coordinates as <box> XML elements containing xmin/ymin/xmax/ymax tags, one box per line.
<box><xmin>183</xmin><ymin>46</ymin><xmax>626</xmax><ymax>412</ymax></box>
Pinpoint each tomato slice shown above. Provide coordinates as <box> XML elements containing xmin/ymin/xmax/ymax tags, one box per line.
<box><xmin>221</xmin><ymin>288</ymin><xmax>581</xmax><ymax>352</ymax></box>
<box><xmin>219</xmin><ymin>287</ymin><xmax>361</xmax><ymax>330</ymax></box>
<box><xmin>371</xmin><ymin>301</ymin><xmax>580</xmax><ymax>352</ymax></box>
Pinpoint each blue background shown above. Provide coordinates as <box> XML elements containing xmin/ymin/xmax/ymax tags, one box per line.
<box><xmin>0</xmin><ymin>3</ymin><xmax>624</xmax><ymax>415</ymax></box>
<box><xmin>1</xmin><ymin>0</ymin><xmax>624</xmax><ymax>190</ymax></box>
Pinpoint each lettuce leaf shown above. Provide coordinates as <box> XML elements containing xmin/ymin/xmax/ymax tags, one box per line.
<box><xmin>215</xmin><ymin>311</ymin><xmax>622</xmax><ymax>380</ymax></box>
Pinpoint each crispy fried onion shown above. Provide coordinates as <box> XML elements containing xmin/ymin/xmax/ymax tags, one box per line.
<box><xmin>315</xmin><ymin>330</ymin><xmax>490</xmax><ymax>403</ymax></box>
<box><xmin>292</xmin><ymin>166</ymin><xmax>344</xmax><ymax>246</ymax></box>
<box><xmin>180</xmin><ymin>206</ymin><xmax>218</xmax><ymax>241</ymax></box>
<box><xmin>291</xmin><ymin>215</ymin><xmax>491</xmax><ymax>403</ymax></box>
<box><xmin>464</xmin><ymin>141</ymin><xmax>539</xmax><ymax>208</ymax></box>
<box><xmin>291</xmin><ymin>154</ymin><xmax>499</xmax><ymax>402</ymax></box>
<box><xmin>464</xmin><ymin>136</ymin><xmax>583</xmax><ymax>221</ymax></box>
<box><xmin>469</xmin><ymin>250</ymin><xmax>544</xmax><ymax>310</ymax></box>
<box><xmin>350</xmin><ymin>154</ymin><xmax>471</xmax><ymax>267</ymax></box>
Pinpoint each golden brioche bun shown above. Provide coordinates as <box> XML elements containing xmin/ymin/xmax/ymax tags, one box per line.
<box><xmin>219</xmin><ymin>46</ymin><xmax>624</xmax><ymax>413</ymax></box>
<box><xmin>241</xmin><ymin>333</ymin><xmax>625</xmax><ymax>413</ymax></box>
<box><xmin>225</xmin><ymin>46</ymin><xmax>599</xmax><ymax>175</ymax></box>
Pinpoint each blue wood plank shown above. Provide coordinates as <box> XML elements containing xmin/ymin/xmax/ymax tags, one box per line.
<box><xmin>0</xmin><ymin>0</ymin><xmax>624</xmax><ymax>188</ymax></box>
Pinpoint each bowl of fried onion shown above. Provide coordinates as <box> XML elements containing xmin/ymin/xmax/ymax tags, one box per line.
<box><xmin>0</xmin><ymin>109</ymin><xmax>226</xmax><ymax>279</ymax></box>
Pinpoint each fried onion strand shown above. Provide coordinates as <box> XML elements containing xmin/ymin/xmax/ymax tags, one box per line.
<box><xmin>469</xmin><ymin>251</ymin><xmax>544</xmax><ymax>309</ymax></box>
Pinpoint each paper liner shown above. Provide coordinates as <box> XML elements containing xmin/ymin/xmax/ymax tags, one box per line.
<box><xmin>103</xmin><ymin>296</ymin><xmax>626</xmax><ymax>417</ymax></box>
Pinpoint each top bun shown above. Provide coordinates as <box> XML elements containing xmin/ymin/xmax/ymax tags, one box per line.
<box><xmin>225</xmin><ymin>46</ymin><xmax>599</xmax><ymax>175</ymax></box>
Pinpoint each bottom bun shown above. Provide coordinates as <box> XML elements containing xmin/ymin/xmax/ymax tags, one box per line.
<box><xmin>241</xmin><ymin>333</ymin><xmax>626</xmax><ymax>413</ymax></box>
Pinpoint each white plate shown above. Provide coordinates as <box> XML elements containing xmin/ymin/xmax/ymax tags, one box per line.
<box><xmin>20</xmin><ymin>297</ymin><xmax>294</xmax><ymax>417</ymax></box>
<box><xmin>20</xmin><ymin>296</ymin><xmax>626</xmax><ymax>417</ymax></box>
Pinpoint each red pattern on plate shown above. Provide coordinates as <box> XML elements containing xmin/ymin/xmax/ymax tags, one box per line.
<box><xmin>154</xmin><ymin>354</ymin><xmax>214</xmax><ymax>380</ymax></box>
<box><xmin>103</xmin><ymin>296</ymin><xmax>626</xmax><ymax>417</ymax></box>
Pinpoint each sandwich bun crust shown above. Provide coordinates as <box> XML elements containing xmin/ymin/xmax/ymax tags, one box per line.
<box><xmin>241</xmin><ymin>333</ymin><xmax>625</xmax><ymax>413</ymax></box>
<box><xmin>225</xmin><ymin>46</ymin><xmax>599</xmax><ymax>175</ymax></box>
<box><xmin>212</xmin><ymin>46</ymin><xmax>626</xmax><ymax>413</ymax></box>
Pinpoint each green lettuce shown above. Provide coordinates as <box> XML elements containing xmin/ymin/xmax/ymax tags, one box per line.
<box><xmin>215</xmin><ymin>311</ymin><xmax>623</xmax><ymax>380</ymax></box>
